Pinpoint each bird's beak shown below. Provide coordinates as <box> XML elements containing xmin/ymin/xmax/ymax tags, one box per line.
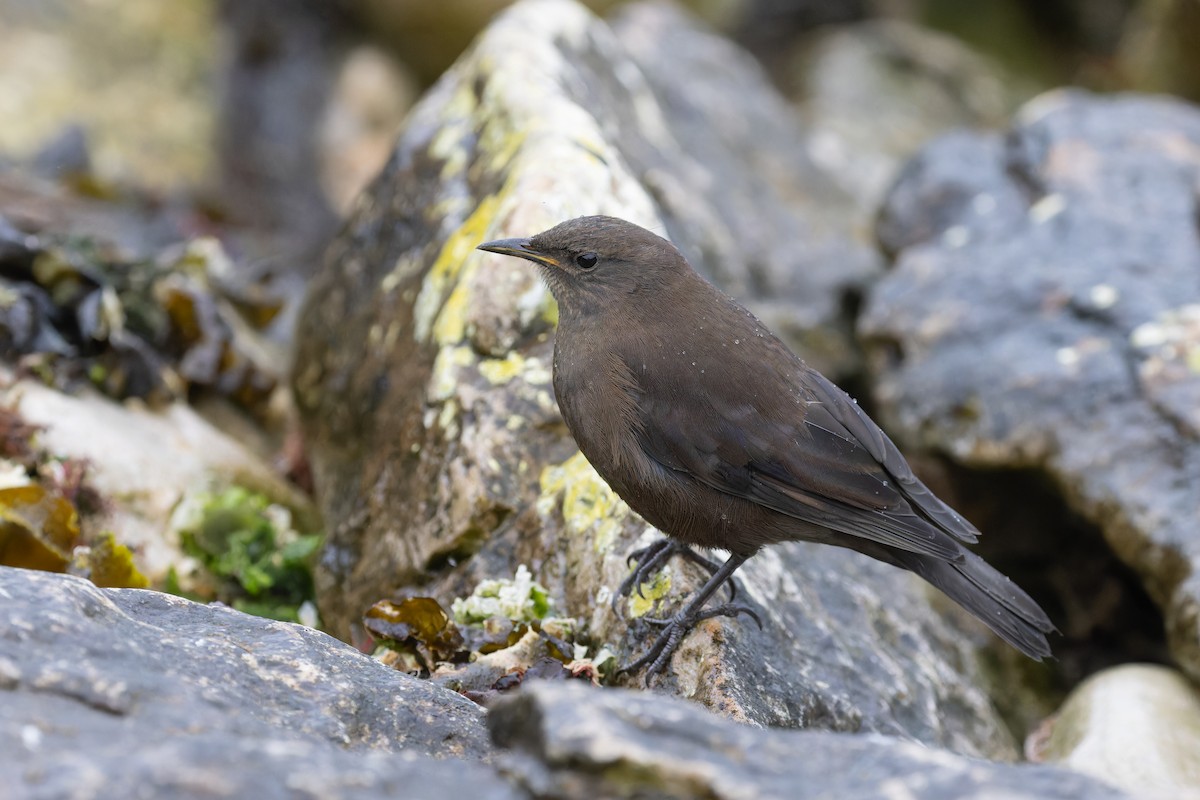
<box><xmin>476</xmin><ymin>237</ymin><xmax>557</xmax><ymax>269</ymax></box>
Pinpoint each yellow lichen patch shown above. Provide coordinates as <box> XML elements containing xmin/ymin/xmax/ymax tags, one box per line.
<box><xmin>432</xmin><ymin>279</ymin><xmax>471</xmax><ymax>345</ymax></box>
<box><xmin>429</xmin><ymin>345</ymin><xmax>475</xmax><ymax>403</ymax></box>
<box><xmin>413</xmin><ymin>194</ymin><xmax>501</xmax><ymax>343</ymax></box>
<box><xmin>627</xmin><ymin>568</ymin><xmax>672</xmax><ymax>619</ymax></box>
<box><xmin>478</xmin><ymin>115</ymin><xmax>528</xmax><ymax>176</ymax></box>
<box><xmin>428</xmin><ymin>81</ymin><xmax>480</xmax><ymax>179</ymax></box>
<box><xmin>515</xmin><ymin>279</ymin><xmax>556</xmax><ymax>330</ymax></box>
<box><xmin>478</xmin><ymin>352</ymin><xmax>527</xmax><ymax>385</ymax></box>
<box><xmin>480</xmin><ymin>353</ymin><xmax>552</xmax><ymax>387</ymax></box>
<box><xmin>437</xmin><ymin>399</ymin><xmax>460</xmax><ymax>441</ymax></box>
<box><xmin>538</xmin><ymin>452</ymin><xmax>627</xmax><ymax>553</ymax></box>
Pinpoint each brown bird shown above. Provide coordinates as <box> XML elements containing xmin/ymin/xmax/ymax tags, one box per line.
<box><xmin>478</xmin><ymin>216</ymin><xmax>1054</xmax><ymax>680</ymax></box>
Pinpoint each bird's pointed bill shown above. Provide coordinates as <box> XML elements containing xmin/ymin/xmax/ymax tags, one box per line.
<box><xmin>477</xmin><ymin>237</ymin><xmax>556</xmax><ymax>269</ymax></box>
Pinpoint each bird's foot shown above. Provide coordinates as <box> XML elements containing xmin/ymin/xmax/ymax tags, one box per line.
<box><xmin>623</xmin><ymin>601</ymin><xmax>763</xmax><ymax>684</ymax></box>
<box><xmin>612</xmin><ymin>538</ymin><xmax>737</xmax><ymax>614</ymax></box>
<box><xmin>613</xmin><ymin>539</ymin><xmax>674</xmax><ymax>612</ymax></box>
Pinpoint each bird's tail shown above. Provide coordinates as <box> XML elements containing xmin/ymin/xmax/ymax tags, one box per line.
<box><xmin>894</xmin><ymin>549</ymin><xmax>1056</xmax><ymax>660</ymax></box>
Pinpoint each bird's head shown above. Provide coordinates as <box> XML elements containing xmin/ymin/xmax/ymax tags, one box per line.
<box><xmin>477</xmin><ymin>216</ymin><xmax>689</xmax><ymax>317</ymax></box>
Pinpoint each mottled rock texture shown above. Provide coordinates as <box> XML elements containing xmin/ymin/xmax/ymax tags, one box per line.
<box><xmin>490</xmin><ymin>681</ymin><xmax>1129</xmax><ymax>800</ymax></box>
<box><xmin>0</xmin><ymin>566</ymin><xmax>503</xmax><ymax>799</ymax></box>
<box><xmin>863</xmin><ymin>90</ymin><xmax>1200</xmax><ymax>679</ymax></box>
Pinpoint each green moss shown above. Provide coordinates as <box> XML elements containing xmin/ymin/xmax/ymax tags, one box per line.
<box><xmin>171</xmin><ymin>486</ymin><xmax>322</xmax><ymax>624</ymax></box>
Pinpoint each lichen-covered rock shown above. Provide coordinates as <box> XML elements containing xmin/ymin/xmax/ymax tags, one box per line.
<box><xmin>0</xmin><ymin>566</ymin><xmax>504</xmax><ymax>799</ymax></box>
<box><xmin>294</xmin><ymin>0</ymin><xmax>1018</xmax><ymax>756</ymax></box>
<box><xmin>490</xmin><ymin>681</ymin><xmax>1130</xmax><ymax>800</ymax></box>
<box><xmin>1031</xmin><ymin>663</ymin><xmax>1200</xmax><ymax>797</ymax></box>
<box><xmin>861</xmin><ymin>90</ymin><xmax>1200</xmax><ymax>678</ymax></box>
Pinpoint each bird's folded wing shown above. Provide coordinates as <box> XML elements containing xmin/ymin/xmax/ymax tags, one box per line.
<box><xmin>635</xmin><ymin>366</ymin><xmax>977</xmax><ymax>561</ymax></box>
<box><xmin>801</xmin><ymin>368</ymin><xmax>980</xmax><ymax>544</ymax></box>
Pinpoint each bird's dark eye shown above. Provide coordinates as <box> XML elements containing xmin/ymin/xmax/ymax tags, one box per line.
<box><xmin>575</xmin><ymin>252</ymin><xmax>598</xmax><ymax>270</ymax></box>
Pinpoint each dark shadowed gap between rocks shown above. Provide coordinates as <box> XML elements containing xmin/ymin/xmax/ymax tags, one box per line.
<box><xmin>855</xmin><ymin>318</ymin><xmax>1166</xmax><ymax>736</ymax></box>
<box><xmin>902</xmin><ymin>457</ymin><xmax>1169</xmax><ymax>727</ymax></box>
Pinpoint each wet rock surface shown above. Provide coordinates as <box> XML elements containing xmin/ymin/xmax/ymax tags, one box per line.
<box><xmin>1031</xmin><ymin>663</ymin><xmax>1200</xmax><ymax>797</ymax></box>
<box><xmin>490</xmin><ymin>681</ymin><xmax>1129</xmax><ymax>800</ymax></box>
<box><xmin>295</xmin><ymin>0</ymin><xmax>1024</xmax><ymax>757</ymax></box>
<box><xmin>791</xmin><ymin>19</ymin><xmax>1022</xmax><ymax>216</ymax></box>
<box><xmin>862</xmin><ymin>90</ymin><xmax>1200</xmax><ymax>678</ymax></box>
<box><xmin>0</xmin><ymin>566</ymin><xmax>503</xmax><ymax>798</ymax></box>
<box><xmin>3</xmin><ymin>566</ymin><xmax>1129</xmax><ymax>800</ymax></box>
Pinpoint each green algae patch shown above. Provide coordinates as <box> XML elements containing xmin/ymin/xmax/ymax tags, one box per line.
<box><xmin>171</xmin><ymin>486</ymin><xmax>322</xmax><ymax>624</ymax></box>
<box><xmin>538</xmin><ymin>452</ymin><xmax>628</xmax><ymax>553</ymax></box>
<box><xmin>451</xmin><ymin>563</ymin><xmax>551</xmax><ymax>625</ymax></box>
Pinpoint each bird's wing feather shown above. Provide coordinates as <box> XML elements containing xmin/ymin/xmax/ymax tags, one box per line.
<box><xmin>633</xmin><ymin>359</ymin><xmax>976</xmax><ymax>560</ymax></box>
<box><xmin>801</xmin><ymin>368</ymin><xmax>980</xmax><ymax>544</ymax></box>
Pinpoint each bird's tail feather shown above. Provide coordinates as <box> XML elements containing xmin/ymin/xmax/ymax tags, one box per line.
<box><xmin>896</xmin><ymin>549</ymin><xmax>1056</xmax><ymax>660</ymax></box>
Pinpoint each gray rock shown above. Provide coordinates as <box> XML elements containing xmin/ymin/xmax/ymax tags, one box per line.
<box><xmin>216</xmin><ymin>0</ymin><xmax>341</xmax><ymax>262</ymax></box>
<box><xmin>610</xmin><ymin>3</ymin><xmax>880</xmax><ymax>378</ymax></box>
<box><xmin>490</xmin><ymin>681</ymin><xmax>1130</xmax><ymax>800</ymax></box>
<box><xmin>10</xmin><ymin>736</ymin><xmax>517</xmax><ymax>800</ymax></box>
<box><xmin>792</xmin><ymin>19</ymin><xmax>1023</xmax><ymax>217</ymax></box>
<box><xmin>0</xmin><ymin>566</ymin><xmax>503</xmax><ymax>798</ymax></box>
<box><xmin>1032</xmin><ymin>663</ymin><xmax>1200</xmax><ymax>797</ymax></box>
<box><xmin>861</xmin><ymin>90</ymin><xmax>1200</xmax><ymax>678</ymax></box>
<box><xmin>295</xmin><ymin>0</ymin><xmax>1023</xmax><ymax>758</ymax></box>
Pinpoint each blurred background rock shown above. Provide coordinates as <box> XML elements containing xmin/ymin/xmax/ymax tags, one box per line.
<box><xmin>3</xmin><ymin>0</ymin><xmax>1197</xmax><ymax>254</ymax></box>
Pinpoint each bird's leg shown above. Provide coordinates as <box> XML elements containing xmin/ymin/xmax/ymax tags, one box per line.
<box><xmin>612</xmin><ymin>538</ymin><xmax>737</xmax><ymax>614</ymax></box>
<box><xmin>675</xmin><ymin>547</ymin><xmax>740</xmax><ymax>603</ymax></box>
<box><xmin>621</xmin><ymin>552</ymin><xmax>763</xmax><ymax>684</ymax></box>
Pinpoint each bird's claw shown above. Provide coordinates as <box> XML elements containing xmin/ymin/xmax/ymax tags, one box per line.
<box><xmin>612</xmin><ymin>539</ymin><xmax>675</xmax><ymax>613</ymax></box>
<box><xmin>611</xmin><ymin>538</ymin><xmax>738</xmax><ymax>615</ymax></box>
<box><xmin>620</xmin><ymin>599</ymin><xmax>761</xmax><ymax>685</ymax></box>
